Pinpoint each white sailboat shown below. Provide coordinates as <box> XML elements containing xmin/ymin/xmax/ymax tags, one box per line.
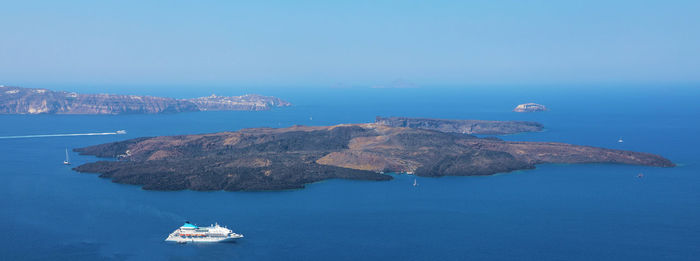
<box><xmin>63</xmin><ymin>148</ymin><xmax>71</xmax><ymax>165</ymax></box>
<box><xmin>413</xmin><ymin>178</ymin><xmax>418</xmax><ymax>187</ymax></box>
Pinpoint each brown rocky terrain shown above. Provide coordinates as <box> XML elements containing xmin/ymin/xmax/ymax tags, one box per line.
<box><xmin>73</xmin><ymin>124</ymin><xmax>674</xmax><ymax>191</ymax></box>
<box><xmin>0</xmin><ymin>86</ymin><xmax>290</xmax><ymax>114</ymax></box>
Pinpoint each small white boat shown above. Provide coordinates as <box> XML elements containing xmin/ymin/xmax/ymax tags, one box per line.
<box><xmin>116</xmin><ymin>130</ymin><xmax>127</xmax><ymax>134</ymax></box>
<box><xmin>63</xmin><ymin>148</ymin><xmax>71</xmax><ymax>165</ymax></box>
<box><xmin>618</xmin><ymin>137</ymin><xmax>624</xmax><ymax>143</ymax></box>
<box><xmin>413</xmin><ymin>178</ymin><xmax>418</xmax><ymax>187</ymax></box>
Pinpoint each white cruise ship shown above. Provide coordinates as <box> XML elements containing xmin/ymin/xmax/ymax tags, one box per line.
<box><xmin>165</xmin><ymin>221</ymin><xmax>244</xmax><ymax>243</ymax></box>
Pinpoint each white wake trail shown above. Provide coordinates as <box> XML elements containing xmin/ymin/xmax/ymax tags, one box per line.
<box><xmin>0</xmin><ymin>131</ymin><xmax>125</xmax><ymax>139</ymax></box>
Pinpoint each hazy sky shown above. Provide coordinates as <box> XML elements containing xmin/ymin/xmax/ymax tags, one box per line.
<box><xmin>1</xmin><ymin>0</ymin><xmax>698</xmax><ymax>87</ymax></box>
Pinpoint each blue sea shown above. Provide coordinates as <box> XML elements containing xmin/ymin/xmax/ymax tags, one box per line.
<box><xmin>1</xmin><ymin>86</ymin><xmax>698</xmax><ymax>260</ymax></box>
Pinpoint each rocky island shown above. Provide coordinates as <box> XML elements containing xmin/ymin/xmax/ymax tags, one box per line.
<box><xmin>375</xmin><ymin>116</ymin><xmax>543</xmax><ymax>135</ymax></box>
<box><xmin>0</xmin><ymin>86</ymin><xmax>290</xmax><ymax>114</ymax></box>
<box><xmin>74</xmin><ymin>123</ymin><xmax>674</xmax><ymax>191</ymax></box>
<box><xmin>513</xmin><ymin>103</ymin><xmax>547</xmax><ymax>112</ymax></box>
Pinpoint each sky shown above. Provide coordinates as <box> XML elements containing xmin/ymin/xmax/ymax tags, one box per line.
<box><xmin>0</xmin><ymin>0</ymin><xmax>698</xmax><ymax>88</ymax></box>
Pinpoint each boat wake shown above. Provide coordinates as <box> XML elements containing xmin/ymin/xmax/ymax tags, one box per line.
<box><xmin>0</xmin><ymin>130</ymin><xmax>126</xmax><ymax>139</ymax></box>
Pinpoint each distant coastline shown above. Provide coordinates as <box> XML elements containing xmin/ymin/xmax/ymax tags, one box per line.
<box><xmin>0</xmin><ymin>86</ymin><xmax>291</xmax><ymax>115</ymax></box>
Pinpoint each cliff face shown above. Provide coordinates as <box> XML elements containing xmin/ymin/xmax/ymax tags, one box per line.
<box><xmin>0</xmin><ymin>86</ymin><xmax>290</xmax><ymax>114</ymax></box>
<box><xmin>74</xmin><ymin>124</ymin><xmax>674</xmax><ymax>191</ymax></box>
<box><xmin>375</xmin><ymin>116</ymin><xmax>543</xmax><ymax>135</ymax></box>
<box><xmin>188</xmin><ymin>94</ymin><xmax>291</xmax><ymax>111</ymax></box>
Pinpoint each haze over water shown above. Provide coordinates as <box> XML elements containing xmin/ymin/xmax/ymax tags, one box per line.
<box><xmin>1</xmin><ymin>86</ymin><xmax>698</xmax><ymax>260</ymax></box>
<box><xmin>2</xmin><ymin>0</ymin><xmax>699</xmax><ymax>259</ymax></box>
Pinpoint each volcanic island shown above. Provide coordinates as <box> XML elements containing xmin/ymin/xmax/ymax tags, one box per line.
<box><xmin>73</xmin><ymin>117</ymin><xmax>674</xmax><ymax>191</ymax></box>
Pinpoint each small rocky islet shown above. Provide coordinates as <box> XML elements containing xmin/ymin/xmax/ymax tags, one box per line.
<box><xmin>513</xmin><ymin>103</ymin><xmax>547</xmax><ymax>112</ymax></box>
<box><xmin>73</xmin><ymin>117</ymin><xmax>674</xmax><ymax>191</ymax></box>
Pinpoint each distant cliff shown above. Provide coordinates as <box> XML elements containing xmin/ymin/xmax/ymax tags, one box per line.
<box><xmin>0</xmin><ymin>86</ymin><xmax>291</xmax><ymax>114</ymax></box>
<box><xmin>74</xmin><ymin>124</ymin><xmax>674</xmax><ymax>191</ymax></box>
<box><xmin>375</xmin><ymin>116</ymin><xmax>543</xmax><ymax>135</ymax></box>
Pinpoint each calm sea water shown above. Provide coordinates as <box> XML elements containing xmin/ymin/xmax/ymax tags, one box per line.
<box><xmin>1</xmin><ymin>86</ymin><xmax>698</xmax><ymax>260</ymax></box>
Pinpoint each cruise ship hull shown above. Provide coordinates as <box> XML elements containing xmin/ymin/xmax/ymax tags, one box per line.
<box><xmin>165</xmin><ymin>235</ymin><xmax>243</xmax><ymax>243</ymax></box>
<box><xmin>165</xmin><ymin>222</ymin><xmax>244</xmax><ymax>244</ymax></box>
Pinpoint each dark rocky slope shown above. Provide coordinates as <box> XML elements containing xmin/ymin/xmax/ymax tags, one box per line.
<box><xmin>375</xmin><ymin>116</ymin><xmax>543</xmax><ymax>135</ymax></box>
